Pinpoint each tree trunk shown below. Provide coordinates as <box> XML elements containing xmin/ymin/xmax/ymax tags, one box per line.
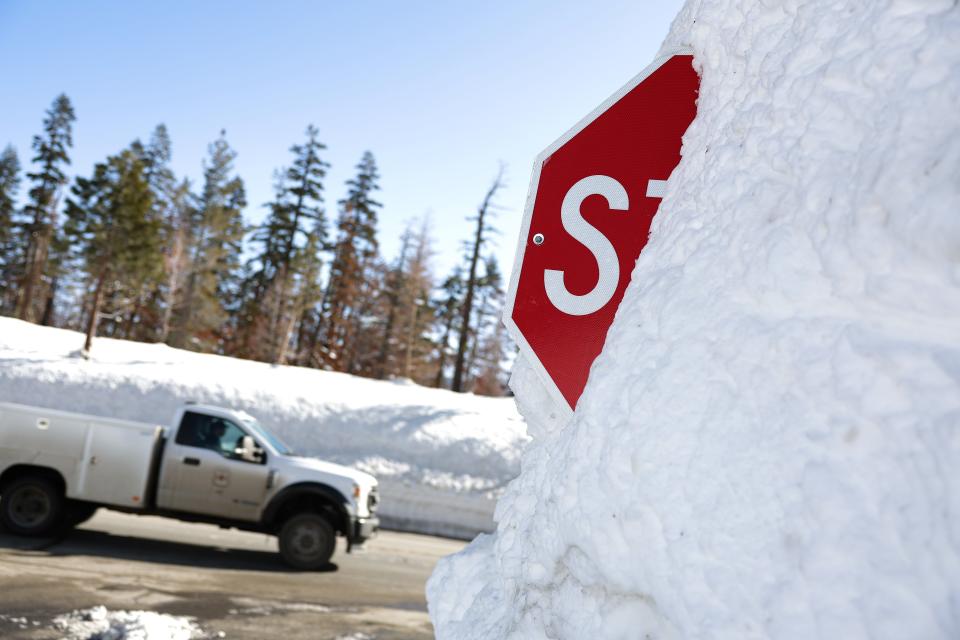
<box><xmin>376</xmin><ymin>299</ymin><xmax>397</xmax><ymax>379</ymax></box>
<box><xmin>123</xmin><ymin>286</ymin><xmax>146</xmax><ymax>339</ymax></box>
<box><xmin>452</xmin><ymin>175</ymin><xmax>502</xmax><ymax>391</ymax></box>
<box><xmin>404</xmin><ymin>301</ymin><xmax>420</xmax><ymax>379</ymax></box>
<box><xmin>160</xmin><ymin>224</ymin><xmax>186</xmax><ymax>343</ymax></box>
<box><xmin>17</xmin><ymin>231</ymin><xmax>48</xmax><ymax>322</ymax></box>
<box><xmin>269</xmin><ymin>264</ymin><xmax>291</xmax><ymax>364</ymax></box>
<box><xmin>83</xmin><ymin>273</ymin><xmax>106</xmax><ymax>355</ymax></box>
<box><xmin>434</xmin><ymin>311</ymin><xmax>455</xmax><ymax>388</ymax></box>
<box><xmin>39</xmin><ymin>275</ymin><xmax>58</xmax><ymax>326</ymax></box>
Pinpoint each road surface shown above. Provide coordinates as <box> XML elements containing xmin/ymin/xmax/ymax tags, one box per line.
<box><xmin>0</xmin><ymin>510</ymin><xmax>467</xmax><ymax>639</ymax></box>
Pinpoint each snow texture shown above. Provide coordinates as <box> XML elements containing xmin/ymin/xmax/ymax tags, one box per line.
<box><xmin>53</xmin><ymin>606</ymin><xmax>203</xmax><ymax>640</ymax></box>
<box><xmin>428</xmin><ymin>0</ymin><xmax>960</xmax><ymax>638</ymax></box>
<box><xmin>0</xmin><ymin>318</ymin><xmax>528</xmax><ymax>539</ymax></box>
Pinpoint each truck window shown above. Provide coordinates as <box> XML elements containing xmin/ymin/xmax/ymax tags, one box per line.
<box><xmin>176</xmin><ymin>411</ymin><xmax>250</xmax><ymax>459</ymax></box>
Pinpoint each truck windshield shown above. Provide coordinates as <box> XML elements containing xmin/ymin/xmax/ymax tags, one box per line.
<box><xmin>242</xmin><ymin>418</ymin><xmax>295</xmax><ymax>456</ymax></box>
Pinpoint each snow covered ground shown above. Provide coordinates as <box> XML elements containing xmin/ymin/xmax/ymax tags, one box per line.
<box><xmin>429</xmin><ymin>0</ymin><xmax>960</xmax><ymax>638</ymax></box>
<box><xmin>0</xmin><ymin>317</ymin><xmax>528</xmax><ymax>539</ymax></box>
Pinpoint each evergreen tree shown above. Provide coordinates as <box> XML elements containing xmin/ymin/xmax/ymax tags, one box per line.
<box><xmin>0</xmin><ymin>146</ymin><xmax>21</xmax><ymax>313</ymax></box>
<box><xmin>169</xmin><ymin>131</ymin><xmax>246</xmax><ymax>352</ymax></box>
<box><xmin>123</xmin><ymin>124</ymin><xmax>182</xmax><ymax>340</ymax></box>
<box><xmin>289</xmin><ymin>217</ymin><xmax>327</xmax><ymax>363</ymax></box>
<box><xmin>321</xmin><ymin>151</ymin><xmax>381</xmax><ymax>371</ymax></box>
<box><xmin>237</xmin><ymin>125</ymin><xmax>329</xmax><ymax>362</ymax></box>
<box><xmin>64</xmin><ymin>149</ymin><xmax>161</xmax><ymax>354</ymax></box>
<box><xmin>464</xmin><ymin>255</ymin><xmax>504</xmax><ymax>390</ymax></box>
<box><xmin>17</xmin><ymin>94</ymin><xmax>76</xmax><ymax>322</ymax></box>
<box><xmin>344</xmin><ymin>258</ymin><xmax>389</xmax><ymax>376</ymax></box>
<box><xmin>432</xmin><ymin>267</ymin><xmax>465</xmax><ymax>388</ymax></box>
<box><xmin>157</xmin><ymin>178</ymin><xmax>193</xmax><ymax>341</ymax></box>
<box><xmin>375</xmin><ymin>227</ymin><xmax>413</xmax><ymax>378</ymax></box>
<box><xmin>451</xmin><ymin>168</ymin><xmax>504</xmax><ymax>391</ymax></box>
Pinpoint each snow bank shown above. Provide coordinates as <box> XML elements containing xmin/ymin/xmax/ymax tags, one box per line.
<box><xmin>0</xmin><ymin>318</ymin><xmax>528</xmax><ymax>538</ymax></box>
<box><xmin>429</xmin><ymin>0</ymin><xmax>960</xmax><ymax>637</ymax></box>
<box><xmin>53</xmin><ymin>606</ymin><xmax>204</xmax><ymax>640</ymax></box>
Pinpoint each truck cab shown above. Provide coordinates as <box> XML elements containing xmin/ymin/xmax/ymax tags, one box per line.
<box><xmin>0</xmin><ymin>402</ymin><xmax>379</xmax><ymax>570</ymax></box>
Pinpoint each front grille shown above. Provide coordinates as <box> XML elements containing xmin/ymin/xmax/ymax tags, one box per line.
<box><xmin>367</xmin><ymin>487</ymin><xmax>379</xmax><ymax>513</ymax></box>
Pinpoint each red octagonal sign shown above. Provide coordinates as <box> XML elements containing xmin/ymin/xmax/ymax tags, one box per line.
<box><xmin>504</xmin><ymin>52</ymin><xmax>700</xmax><ymax>413</ymax></box>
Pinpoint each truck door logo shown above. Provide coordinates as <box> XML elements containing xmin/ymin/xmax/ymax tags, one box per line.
<box><xmin>213</xmin><ymin>470</ymin><xmax>230</xmax><ymax>488</ymax></box>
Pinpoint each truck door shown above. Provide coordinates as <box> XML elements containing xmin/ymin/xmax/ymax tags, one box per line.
<box><xmin>159</xmin><ymin>411</ymin><xmax>270</xmax><ymax>521</ymax></box>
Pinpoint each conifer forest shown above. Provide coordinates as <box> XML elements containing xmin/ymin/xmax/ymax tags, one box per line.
<box><xmin>0</xmin><ymin>94</ymin><xmax>513</xmax><ymax>396</ymax></box>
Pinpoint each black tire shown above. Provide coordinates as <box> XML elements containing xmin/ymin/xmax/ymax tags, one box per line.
<box><xmin>278</xmin><ymin>513</ymin><xmax>336</xmax><ymax>570</ymax></box>
<box><xmin>0</xmin><ymin>475</ymin><xmax>65</xmax><ymax>536</ymax></box>
<box><xmin>64</xmin><ymin>501</ymin><xmax>99</xmax><ymax>528</ymax></box>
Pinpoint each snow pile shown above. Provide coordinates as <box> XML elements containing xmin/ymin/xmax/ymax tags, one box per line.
<box><xmin>429</xmin><ymin>0</ymin><xmax>960</xmax><ymax>638</ymax></box>
<box><xmin>0</xmin><ymin>318</ymin><xmax>528</xmax><ymax>538</ymax></box>
<box><xmin>53</xmin><ymin>606</ymin><xmax>203</xmax><ymax>640</ymax></box>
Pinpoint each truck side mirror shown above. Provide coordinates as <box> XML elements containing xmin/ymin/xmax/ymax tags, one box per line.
<box><xmin>236</xmin><ymin>435</ymin><xmax>264</xmax><ymax>463</ymax></box>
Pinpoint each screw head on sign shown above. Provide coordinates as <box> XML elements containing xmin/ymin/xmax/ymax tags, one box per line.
<box><xmin>532</xmin><ymin>233</ymin><xmax>545</xmax><ymax>245</ymax></box>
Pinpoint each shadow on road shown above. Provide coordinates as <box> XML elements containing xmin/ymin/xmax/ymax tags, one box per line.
<box><xmin>0</xmin><ymin>527</ymin><xmax>338</xmax><ymax>574</ymax></box>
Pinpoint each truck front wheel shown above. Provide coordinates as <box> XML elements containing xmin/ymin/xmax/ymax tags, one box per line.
<box><xmin>278</xmin><ymin>513</ymin><xmax>336</xmax><ymax>570</ymax></box>
<box><xmin>0</xmin><ymin>475</ymin><xmax>65</xmax><ymax>536</ymax></box>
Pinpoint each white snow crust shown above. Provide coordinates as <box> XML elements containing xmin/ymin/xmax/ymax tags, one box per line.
<box><xmin>428</xmin><ymin>0</ymin><xmax>960</xmax><ymax>637</ymax></box>
<box><xmin>0</xmin><ymin>318</ymin><xmax>528</xmax><ymax>539</ymax></box>
<box><xmin>53</xmin><ymin>606</ymin><xmax>203</xmax><ymax>640</ymax></box>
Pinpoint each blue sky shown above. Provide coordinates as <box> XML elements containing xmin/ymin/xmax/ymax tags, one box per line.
<box><xmin>1</xmin><ymin>1</ymin><xmax>683</xmax><ymax>278</ymax></box>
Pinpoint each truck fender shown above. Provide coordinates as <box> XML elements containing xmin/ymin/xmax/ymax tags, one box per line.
<box><xmin>0</xmin><ymin>464</ymin><xmax>67</xmax><ymax>495</ymax></box>
<box><xmin>261</xmin><ymin>482</ymin><xmax>352</xmax><ymax>534</ymax></box>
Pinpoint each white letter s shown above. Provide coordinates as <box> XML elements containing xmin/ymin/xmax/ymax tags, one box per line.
<box><xmin>544</xmin><ymin>175</ymin><xmax>628</xmax><ymax>316</ymax></box>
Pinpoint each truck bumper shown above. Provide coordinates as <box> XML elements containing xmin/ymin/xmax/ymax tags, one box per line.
<box><xmin>347</xmin><ymin>515</ymin><xmax>379</xmax><ymax>551</ymax></box>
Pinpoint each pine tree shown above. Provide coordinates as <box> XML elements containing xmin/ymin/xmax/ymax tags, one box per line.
<box><xmin>289</xmin><ymin>217</ymin><xmax>327</xmax><ymax>363</ymax></box>
<box><xmin>375</xmin><ymin>227</ymin><xmax>413</xmax><ymax>378</ymax></box>
<box><xmin>464</xmin><ymin>255</ymin><xmax>504</xmax><ymax>390</ymax></box>
<box><xmin>320</xmin><ymin>151</ymin><xmax>381</xmax><ymax>371</ymax></box>
<box><xmin>169</xmin><ymin>131</ymin><xmax>246</xmax><ymax>352</ymax></box>
<box><xmin>451</xmin><ymin>168</ymin><xmax>504</xmax><ymax>391</ymax></box>
<box><xmin>237</xmin><ymin>125</ymin><xmax>329</xmax><ymax>362</ymax></box>
<box><xmin>17</xmin><ymin>94</ymin><xmax>76</xmax><ymax>322</ymax></box>
<box><xmin>0</xmin><ymin>146</ymin><xmax>21</xmax><ymax>314</ymax></box>
<box><xmin>121</xmin><ymin>124</ymin><xmax>182</xmax><ymax>340</ymax></box>
<box><xmin>64</xmin><ymin>149</ymin><xmax>161</xmax><ymax>354</ymax></box>
<box><xmin>344</xmin><ymin>259</ymin><xmax>388</xmax><ymax>376</ymax></box>
<box><xmin>432</xmin><ymin>267</ymin><xmax>465</xmax><ymax>388</ymax></box>
<box><xmin>158</xmin><ymin>178</ymin><xmax>193</xmax><ymax>341</ymax></box>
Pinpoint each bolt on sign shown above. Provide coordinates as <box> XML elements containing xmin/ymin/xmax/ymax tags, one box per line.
<box><xmin>504</xmin><ymin>51</ymin><xmax>700</xmax><ymax>413</ymax></box>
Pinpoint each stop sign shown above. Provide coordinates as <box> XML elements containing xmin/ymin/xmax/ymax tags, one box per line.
<box><xmin>504</xmin><ymin>52</ymin><xmax>700</xmax><ymax>413</ymax></box>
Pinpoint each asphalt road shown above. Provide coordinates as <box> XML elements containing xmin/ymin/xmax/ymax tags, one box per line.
<box><xmin>0</xmin><ymin>510</ymin><xmax>467</xmax><ymax>639</ymax></box>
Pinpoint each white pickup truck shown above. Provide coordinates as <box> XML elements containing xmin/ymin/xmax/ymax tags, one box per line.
<box><xmin>0</xmin><ymin>401</ymin><xmax>379</xmax><ymax>570</ymax></box>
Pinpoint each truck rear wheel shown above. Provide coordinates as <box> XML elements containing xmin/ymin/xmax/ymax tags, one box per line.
<box><xmin>0</xmin><ymin>475</ymin><xmax>65</xmax><ymax>536</ymax></box>
<box><xmin>278</xmin><ymin>513</ymin><xmax>336</xmax><ymax>570</ymax></box>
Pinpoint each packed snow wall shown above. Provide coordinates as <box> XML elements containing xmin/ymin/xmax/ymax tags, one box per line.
<box><xmin>428</xmin><ymin>0</ymin><xmax>960</xmax><ymax>638</ymax></box>
<box><xmin>0</xmin><ymin>319</ymin><xmax>528</xmax><ymax>539</ymax></box>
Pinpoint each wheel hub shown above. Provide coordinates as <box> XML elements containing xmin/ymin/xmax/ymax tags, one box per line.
<box><xmin>9</xmin><ymin>486</ymin><xmax>51</xmax><ymax>528</ymax></box>
<box><xmin>292</xmin><ymin>524</ymin><xmax>321</xmax><ymax>557</ymax></box>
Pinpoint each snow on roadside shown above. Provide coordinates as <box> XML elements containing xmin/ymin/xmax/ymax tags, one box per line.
<box><xmin>429</xmin><ymin>0</ymin><xmax>960</xmax><ymax>638</ymax></box>
<box><xmin>0</xmin><ymin>317</ymin><xmax>528</xmax><ymax>538</ymax></box>
<box><xmin>53</xmin><ymin>606</ymin><xmax>205</xmax><ymax>640</ymax></box>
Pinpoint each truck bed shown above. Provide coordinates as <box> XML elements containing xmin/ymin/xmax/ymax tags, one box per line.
<box><xmin>0</xmin><ymin>402</ymin><xmax>163</xmax><ymax>509</ymax></box>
